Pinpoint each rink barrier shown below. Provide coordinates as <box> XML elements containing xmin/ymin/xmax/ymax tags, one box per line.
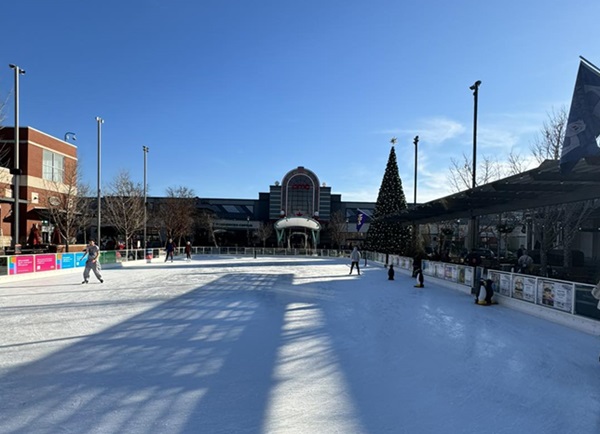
<box><xmin>3</xmin><ymin>247</ymin><xmax>599</xmax><ymax>329</ymax></box>
<box><xmin>367</xmin><ymin>253</ymin><xmax>600</xmax><ymax>333</ymax></box>
<box><xmin>0</xmin><ymin>248</ymin><xmax>158</xmax><ymax>282</ymax></box>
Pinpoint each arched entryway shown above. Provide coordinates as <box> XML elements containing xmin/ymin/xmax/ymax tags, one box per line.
<box><xmin>274</xmin><ymin>217</ymin><xmax>321</xmax><ymax>249</ymax></box>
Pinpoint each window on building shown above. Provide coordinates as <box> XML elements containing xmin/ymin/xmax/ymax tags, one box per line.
<box><xmin>42</xmin><ymin>150</ymin><xmax>64</xmax><ymax>182</ymax></box>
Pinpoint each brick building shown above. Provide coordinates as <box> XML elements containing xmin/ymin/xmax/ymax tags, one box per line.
<box><xmin>0</xmin><ymin>127</ymin><xmax>78</xmax><ymax>250</ymax></box>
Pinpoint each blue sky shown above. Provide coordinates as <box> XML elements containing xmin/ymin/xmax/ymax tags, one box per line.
<box><xmin>2</xmin><ymin>0</ymin><xmax>600</xmax><ymax>203</ymax></box>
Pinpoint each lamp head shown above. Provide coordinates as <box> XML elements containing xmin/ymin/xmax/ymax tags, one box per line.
<box><xmin>469</xmin><ymin>80</ymin><xmax>482</xmax><ymax>90</ymax></box>
<box><xmin>9</xmin><ymin>64</ymin><xmax>26</xmax><ymax>74</ymax></box>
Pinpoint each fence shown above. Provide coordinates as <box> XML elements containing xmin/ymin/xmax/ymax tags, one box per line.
<box><xmin>3</xmin><ymin>246</ymin><xmax>599</xmax><ymax>327</ymax></box>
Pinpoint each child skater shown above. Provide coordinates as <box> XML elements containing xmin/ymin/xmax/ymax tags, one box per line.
<box><xmin>388</xmin><ymin>264</ymin><xmax>395</xmax><ymax>280</ymax></box>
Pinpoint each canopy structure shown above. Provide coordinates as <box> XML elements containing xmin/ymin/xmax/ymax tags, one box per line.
<box><xmin>274</xmin><ymin>216</ymin><xmax>322</xmax><ymax>248</ymax></box>
<box><xmin>387</xmin><ymin>159</ymin><xmax>600</xmax><ymax>225</ymax></box>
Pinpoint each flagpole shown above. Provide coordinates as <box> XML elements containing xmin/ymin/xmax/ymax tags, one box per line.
<box><xmin>579</xmin><ymin>56</ymin><xmax>600</xmax><ymax>74</ymax></box>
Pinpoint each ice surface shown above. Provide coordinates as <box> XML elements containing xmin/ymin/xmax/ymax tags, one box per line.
<box><xmin>1</xmin><ymin>256</ymin><xmax>599</xmax><ymax>434</ymax></box>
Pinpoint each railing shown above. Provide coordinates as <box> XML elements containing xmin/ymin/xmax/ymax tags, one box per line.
<box><xmin>3</xmin><ymin>247</ymin><xmax>598</xmax><ymax>326</ymax></box>
<box><xmin>409</xmin><ymin>257</ymin><xmax>600</xmax><ymax>322</ymax></box>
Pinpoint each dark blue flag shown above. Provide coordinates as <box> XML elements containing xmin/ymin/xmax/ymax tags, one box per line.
<box><xmin>560</xmin><ymin>60</ymin><xmax>600</xmax><ymax>173</ymax></box>
<box><xmin>356</xmin><ymin>210</ymin><xmax>368</xmax><ymax>231</ymax></box>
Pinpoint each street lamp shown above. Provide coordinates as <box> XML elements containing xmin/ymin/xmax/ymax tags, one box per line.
<box><xmin>142</xmin><ymin>145</ymin><xmax>149</xmax><ymax>248</ymax></box>
<box><xmin>95</xmin><ymin>117</ymin><xmax>104</xmax><ymax>246</ymax></box>
<box><xmin>247</xmin><ymin>215</ymin><xmax>250</xmax><ymax>246</ymax></box>
<box><xmin>413</xmin><ymin>135</ymin><xmax>419</xmax><ymax>205</ymax></box>
<box><xmin>9</xmin><ymin>64</ymin><xmax>25</xmax><ymax>251</ymax></box>
<box><xmin>64</xmin><ymin>132</ymin><xmax>77</xmax><ymax>142</ymax></box>
<box><xmin>469</xmin><ymin>80</ymin><xmax>481</xmax><ymax>251</ymax></box>
<box><xmin>469</xmin><ymin>80</ymin><xmax>481</xmax><ymax>189</ymax></box>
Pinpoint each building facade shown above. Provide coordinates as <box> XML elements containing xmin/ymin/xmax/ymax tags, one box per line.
<box><xmin>0</xmin><ymin>127</ymin><xmax>78</xmax><ymax>250</ymax></box>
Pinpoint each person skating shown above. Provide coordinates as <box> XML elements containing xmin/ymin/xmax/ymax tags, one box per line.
<box><xmin>413</xmin><ymin>251</ymin><xmax>425</xmax><ymax>287</ymax></box>
<box><xmin>349</xmin><ymin>246</ymin><xmax>361</xmax><ymax>275</ymax></box>
<box><xmin>165</xmin><ymin>238</ymin><xmax>175</xmax><ymax>262</ymax></box>
<box><xmin>82</xmin><ymin>239</ymin><xmax>103</xmax><ymax>284</ymax></box>
<box><xmin>388</xmin><ymin>264</ymin><xmax>395</xmax><ymax>280</ymax></box>
<box><xmin>185</xmin><ymin>241</ymin><xmax>192</xmax><ymax>262</ymax></box>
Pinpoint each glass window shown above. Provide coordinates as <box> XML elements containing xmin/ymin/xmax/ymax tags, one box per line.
<box><xmin>287</xmin><ymin>174</ymin><xmax>315</xmax><ymax>216</ymax></box>
<box><xmin>42</xmin><ymin>150</ymin><xmax>64</xmax><ymax>182</ymax></box>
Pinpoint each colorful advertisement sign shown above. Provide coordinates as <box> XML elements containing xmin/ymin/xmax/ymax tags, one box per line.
<box><xmin>9</xmin><ymin>255</ymin><xmax>34</xmax><ymax>275</ymax></box>
<box><xmin>60</xmin><ymin>253</ymin><xmax>76</xmax><ymax>269</ymax></box>
<box><xmin>488</xmin><ymin>271</ymin><xmax>511</xmax><ymax>296</ymax></box>
<box><xmin>35</xmin><ymin>254</ymin><xmax>56</xmax><ymax>272</ymax></box>
<box><xmin>512</xmin><ymin>276</ymin><xmax>536</xmax><ymax>303</ymax></box>
<box><xmin>537</xmin><ymin>279</ymin><xmax>574</xmax><ymax>312</ymax></box>
<box><xmin>75</xmin><ymin>252</ymin><xmax>86</xmax><ymax>268</ymax></box>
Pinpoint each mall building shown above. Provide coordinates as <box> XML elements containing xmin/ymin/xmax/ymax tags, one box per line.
<box><xmin>0</xmin><ymin>127</ymin><xmax>375</xmax><ymax>250</ymax></box>
<box><xmin>149</xmin><ymin>165</ymin><xmax>375</xmax><ymax>248</ymax></box>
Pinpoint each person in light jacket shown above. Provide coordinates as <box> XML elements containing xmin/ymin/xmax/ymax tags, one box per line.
<box><xmin>82</xmin><ymin>239</ymin><xmax>103</xmax><ymax>284</ymax></box>
<box><xmin>349</xmin><ymin>247</ymin><xmax>361</xmax><ymax>275</ymax></box>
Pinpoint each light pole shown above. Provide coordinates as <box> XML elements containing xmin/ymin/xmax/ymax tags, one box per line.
<box><xmin>142</xmin><ymin>145</ymin><xmax>149</xmax><ymax>248</ymax></box>
<box><xmin>9</xmin><ymin>64</ymin><xmax>25</xmax><ymax>251</ymax></box>
<box><xmin>64</xmin><ymin>132</ymin><xmax>77</xmax><ymax>142</ymax></box>
<box><xmin>469</xmin><ymin>80</ymin><xmax>481</xmax><ymax>189</ymax></box>
<box><xmin>469</xmin><ymin>80</ymin><xmax>481</xmax><ymax>251</ymax></box>
<box><xmin>95</xmin><ymin>117</ymin><xmax>104</xmax><ymax>246</ymax></box>
<box><xmin>413</xmin><ymin>135</ymin><xmax>419</xmax><ymax>205</ymax></box>
<box><xmin>246</xmin><ymin>215</ymin><xmax>250</xmax><ymax>247</ymax></box>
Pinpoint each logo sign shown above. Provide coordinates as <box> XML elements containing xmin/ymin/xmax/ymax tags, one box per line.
<box><xmin>291</xmin><ymin>184</ymin><xmax>312</xmax><ymax>190</ymax></box>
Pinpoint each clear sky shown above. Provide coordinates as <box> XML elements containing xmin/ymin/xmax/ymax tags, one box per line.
<box><xmin>2</xmin><ymin>0</ymin><xmax>600</xmax><ymax>203</ymax></box>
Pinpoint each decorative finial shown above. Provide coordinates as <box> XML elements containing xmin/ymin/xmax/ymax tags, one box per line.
<box><xmin>390</xmin><ymin>137</ymin><xmax>397</xmax><ymax>146</ymax></box>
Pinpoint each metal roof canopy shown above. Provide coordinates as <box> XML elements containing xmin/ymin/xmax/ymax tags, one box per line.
<box><xmin>389</xmin><ymin>159</ymin><xmax>600</xmax><ymax>225</ymax></box>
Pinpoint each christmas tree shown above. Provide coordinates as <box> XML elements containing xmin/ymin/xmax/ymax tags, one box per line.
<box><xmin>365</xmin><ymin>143</ymin><xmax>411</xmax><ymax>255</ymax></box>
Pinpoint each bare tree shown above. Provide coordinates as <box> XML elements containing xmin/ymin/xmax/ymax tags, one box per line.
<box><xmin>506</xmin><ymin>149</ymin><xmax>530</xmax><ymax>175</ymax></box>
<box><xmin>255</xmin><ymin>221</ymin><xmax>274</xmax><ymax>247</ymax></box>
<box><xmin>526</xmin><ymin>106</ymin><xmax>594</xmax><ymax>274</ymax></box>
<box><xmin>327</xmin><ymin>211</ymin><xmax>348</xmax><ymax>248</ymax></box>
<box><xmin>103</xmin><ymin>170</ymin><xmax>144</xmax><ymax>250</ymax></box>
<box><xmin>530</xmin><ymin>106</ymin><xmax>567</xmax><ymax>163</ymax></box>
<box><xmin>42</xmin><ymin>159</ymin><xmax>88</xmax><ymax>252</ymax></box>
<box><xmin>560</xmin><ymin>200</ymin><xmax>595</xmax><ymax>268</ymax></box>
<box><xmin>447</xmin><ymin>154</ymin><xmax>504</xmax><ymax>192</ymax></box>
<box><xmin>156</xmin><ymin>186</ymin><xmax>196</xmax><ymax>246</ymax></box>
<box><xmin>197</xmin><ymin>210</ymin><xmax>219</xmax><ymax>247</ymax></box>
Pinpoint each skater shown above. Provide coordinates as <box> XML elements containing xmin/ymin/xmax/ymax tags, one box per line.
<box><xmin>165</xmin><ymin>238</ymin><xmax>175</xmax><ymax>262</ymax></box>
<box><xmin>185</xmin><ymin>241</ymin><xmax>192</xmax><ymax>261</ymax></box>
<box><xmin>388</xmin><ymin>264</ymin><xmax>395</xmax><ymax>280</ymax></box>
<box><xmin>82</xmin><ymin>239</ymin><xmax>103</xmax><ymax>284</ymax></box>
<box><xmin>349</xmin><ymin>246</ymin><xmax>361</xmax><ymax>275</ymax></box>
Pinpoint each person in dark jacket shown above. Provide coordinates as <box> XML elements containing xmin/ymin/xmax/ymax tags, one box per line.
<box><xmin>185</xmin><ymin>241</ymin><xmax>192</xmax><ymax>262</ymax></box>
<box><xmin>388</xmin><ymin>264</ymin><xmax>395</xmax><ymax>280</ymax></box>
<box><xmin>165</xmin><ymin>238</ymin><xmax>175</xmax><ymax>262</ymax></box>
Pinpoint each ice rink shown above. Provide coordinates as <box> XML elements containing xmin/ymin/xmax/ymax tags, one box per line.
<box><xmin>1</xmin><ymin>255</ymin><xmax>599</xmax><ymax>434</ymax></box>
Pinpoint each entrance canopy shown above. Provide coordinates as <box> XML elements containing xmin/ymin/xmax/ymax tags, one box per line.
<box><xmin>274</xmin><ymin>216</ymin><xmax>321</xmax><ymax>231</ymax></box>
<box><xmin>388</xmin><ymin>159</ymin><xmax>600</xmax><ymax>225</ymax></box>
<box><xmin>274</xmin><ymin>216</ymin><xmax>322</xmax><ymax>247</ymax></box>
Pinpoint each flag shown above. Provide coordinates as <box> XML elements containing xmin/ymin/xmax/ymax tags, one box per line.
<box><xmin>560</xmin><ymin>59</ymin><xmax>600</xmax><ymax>173</ymax></box>
<box><xmin>356</xmin><ymin>209</ymin><xmax>369</xmax><ymax>231</ymax></box>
